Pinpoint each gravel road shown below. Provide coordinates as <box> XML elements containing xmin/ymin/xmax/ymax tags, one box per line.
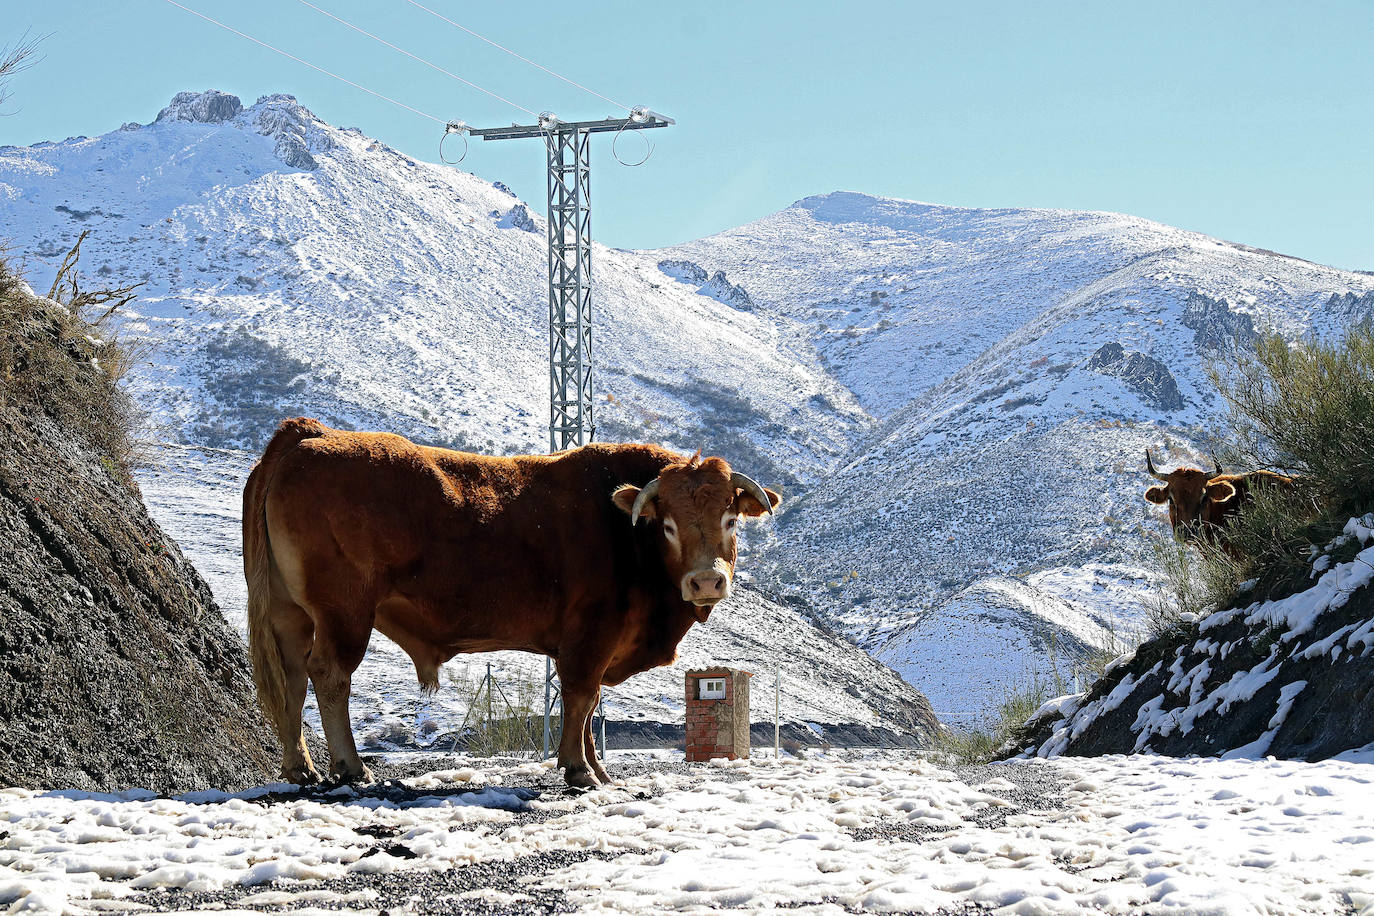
<box><xmin>133</xmin><ymin>752</ymin><xmax>1069</xmax><ymax>915</ymax></box>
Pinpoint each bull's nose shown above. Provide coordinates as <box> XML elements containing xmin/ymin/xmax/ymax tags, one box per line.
<box><xmin>685</xmin><ymin>570</ymin><xmax>729</xmax><ymax>603</ymax></box>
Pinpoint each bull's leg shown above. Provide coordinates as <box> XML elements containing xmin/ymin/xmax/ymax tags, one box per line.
<box><xmin>556</xmin><ymin>663</ymin><xmax>601</xmax><ymax>789</ymax></box>
<box><xmin>305</xmin><ymin>615</ymin><xmax>374</xmax><ymax>784</ymax></box>
<box><xmin>272</xmin><ymin>598</ymin><xmax>319</xmax><ymax>784</ymax></box>
<box><xmin>583</xmin><ymin>691</ymin><xmax>611</xmax><ymax>784</ymax></box>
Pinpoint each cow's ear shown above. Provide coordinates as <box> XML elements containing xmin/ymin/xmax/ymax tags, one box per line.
<box><xmin>1144</xmin><ymin>486</ymin><xmax>1168</xmax><ymax>504</ymax></box>
<box><xmin>612</xmin><ymin>484</ymin><xmax>658</xmax><ymax>521</ymax></box>
<box><xmin>1207</xmin><ymin>480</ymin><xmax>1237</xmax><ymax>504</ymax></box>
<box><xmin>736</xmin><ymin>487</ymin><xmax>782</xmax><ymax>518</ymax></box>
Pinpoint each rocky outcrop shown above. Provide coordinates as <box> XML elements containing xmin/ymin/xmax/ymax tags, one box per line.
<box><xmin>657</xmin><ymin>260</ymin><xmax>755</xmax><ymax>310</ymax></box>
<box><xmin>1181</xmin><ymin>292</ymin><xmax>1260</xmax><ymax>353</ymax></box>
<box><xmin>251</xmin><ymin>94</ymin><xmax>332</xmax><ymax>171</ymax></box>
<box><xmin>658</xmin><ymin>258</ymin><xmax>708</xmax><ymax>285</ymax></box>
<box><xmin>1325</xmin><ymin>290</ymin><xmax>1374</xmax><ymax>324</ymax></box>
<box><xmin>0</xmin><ymin>278</ymin><xmax>275</xmax><ymax>791</ymax></box>
<box><xmin>155</xmin><ymin>89</ymin><xmax>243</xmax><ymax>124</ymax></box>
<box><xmin>496</xmin><ymin>203</ymin><xmax>537</xmax><ymax>232</ymax></box>
<box><xmin>698</xmin><ymin>270</ymin><xmax>754</xmax><ymax>310</ymax></box>
<box><xmin>154</xmin><ymin>91</ymin><xmax>329</xmax><ymax>170</ymax></box>
<box><xmin>1010</xmin><ymin>516</ymin><xmax>1374</xmax><ymax>761</ymax></box>
<box><xmin>1086</xmin><ymin>342</ymin><xmax>1183</xmax><ymax>411</ymax></box>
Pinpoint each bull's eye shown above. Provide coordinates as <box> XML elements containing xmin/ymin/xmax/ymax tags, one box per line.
<box><xmin>725</xmin><ymin>517</ymin><xmax>737</xmax><ymax>530</ymax></box>
<box><xmin>663</xmin><ymin>520</ymin><xmax>678</xmax><ymax>539</ymax></box>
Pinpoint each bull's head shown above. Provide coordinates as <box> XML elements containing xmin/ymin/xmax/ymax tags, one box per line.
<box><xmin>612</xmin><ymin>453</ymin><xmax>780</xmax><ymax>620</ymax></box>
<box><xmin>1143</xmin><ymin>449</ymin><xmax>1236</xmax><ymax>535</ymax></box>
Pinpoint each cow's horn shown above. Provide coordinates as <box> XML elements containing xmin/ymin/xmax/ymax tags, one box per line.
<box><xmin>731</xmin><ymin>472</ymin><xmax>774</xmax><ymax>515</ymax></box>
<box><xmin>630</xmin><ymin>478</ymin><xmax>660</xmax><ymax>526</ymax></box>
<box><xmin>1145</xmin><ymin>450</ymin><xmax>1169</xmax><ymax>482</ymax></box>
<box><xmin>1209</xmin><ymin>453</ymin><xmax>1224</xmax><ymax>477</ymax></box>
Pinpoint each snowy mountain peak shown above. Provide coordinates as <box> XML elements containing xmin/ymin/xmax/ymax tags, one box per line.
<box><xmin>154</xmin><ymin>89</ymin><xmax>244</xmax><ymax>124</ymax></box>
<box><xmin>147</xmin><ymin>90</ymin><xmax>333</xmax><ymax>170</ymax></box>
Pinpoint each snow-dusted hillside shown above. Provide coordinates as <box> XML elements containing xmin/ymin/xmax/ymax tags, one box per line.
<box><xmin>7</xmin><ymin>91</ymin><xmax>1374</xmax><ymax>723</ymax></box>
<box><xmin>0</xmin><ymin>91</ymin><xmax>859</xmax><ymax>489</ymax></box>
<box><xmin>662</xmin><ymin>192</ymin><xmax>1374</xmax><ymax>716</ymax></box>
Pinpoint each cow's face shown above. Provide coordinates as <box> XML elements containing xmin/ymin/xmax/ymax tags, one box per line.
<box><xmin>1143</xmin><ymin>451</ymin><xmax>1236</xmax><ymax>536</ymax></box>
<box><xmin>613</xmin><ymin>454</ymin><xmax>780</xmax><ymax>620</ymax></box>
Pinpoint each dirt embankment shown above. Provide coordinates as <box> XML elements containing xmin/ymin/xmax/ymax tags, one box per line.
<box><xmin>0</xmin><ymin>275</ymin><xmax>274</xmax><ymax>791</ymax></box>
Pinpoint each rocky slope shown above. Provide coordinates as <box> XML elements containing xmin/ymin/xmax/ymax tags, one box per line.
<box><xmin>1011</xmin><ymin>515</ymin><xmax>1374</xmax><ymax>759</ymax></box>
<box><xmin>0</xmin><ymin>273</ymin><xmax>274</xmax><ymax>791</ymax></box>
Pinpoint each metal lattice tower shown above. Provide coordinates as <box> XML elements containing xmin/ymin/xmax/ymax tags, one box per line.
<box><xmin>545</xmin><ymin>126</ymin><xmax>594</xmax><ymax>452</ymax></box>
<box><xmin>470</xmin><ymin>111</ymin><xmax>674</xmax><ymax>761</ymax></box>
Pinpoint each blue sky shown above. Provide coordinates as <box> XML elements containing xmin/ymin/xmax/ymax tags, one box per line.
<box><xmin>3</xmin><ymin>1</ymin><xmax>1371</xmax><ymax>269</ymax></box>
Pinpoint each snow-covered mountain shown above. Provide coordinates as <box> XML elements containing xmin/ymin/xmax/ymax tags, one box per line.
<box><xmin>1</xmin><ymin>90</ymin><xmax>859</xmax><ymax>486</ymax></box>
<box><xmin>660</xmin><ymin>192</ymin><xmax>1374</xmax><ymax>716</ymax></box>
<box><xmin>5</xmin><ymin>90</ymin><xmax>1373</xmax><ymax>723</ymax></box>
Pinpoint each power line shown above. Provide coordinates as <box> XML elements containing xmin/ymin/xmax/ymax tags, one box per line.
<box><xmin>162</xmin><ymin>0</ymin><xmax>449</xmax><ymax>126</ymax></box>
<box><xmin>294</xmin><ymin>0</ymin><xmax>536</xmax><ymax>117</ymax></box>
<box><xmin>400</xmin><ymin>0</ymin><xmax>632</xmax><ymax>114</ymax></box>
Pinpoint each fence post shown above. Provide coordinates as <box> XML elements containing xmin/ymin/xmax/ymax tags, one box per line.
<box><xmin>774</xmin><ymin>666</ymin><xmax>781</xmax><ymax>758</ymax></box>
<box><xmin>597</xmin><ymin>694</ymin><xmax>606</xmax><ymax>757</ymax></box>
<box><xmin>543</xmin><ymin>658</ymin><xmax>553</xmax><ymax>760</ymax></box>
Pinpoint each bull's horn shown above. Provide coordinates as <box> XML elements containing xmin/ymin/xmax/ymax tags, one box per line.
<box><xmin>630</xmin><ymin>478</ymin><xmax>660</xmax><ymax>526</ymax></box>
<box><xmin>731</xmin><ymin>471</ymin><xmax>774</xmax><ymax>515</ymax></box>
<box><xmin>1209</xmin><ymin>453</ymin><xmax>1224</xmax><ymax>477</ymax></box>
<box><xmin>1145</xmin><ymin>450</ymin><xmax>1169</xmax><ymax>482</ymax></box>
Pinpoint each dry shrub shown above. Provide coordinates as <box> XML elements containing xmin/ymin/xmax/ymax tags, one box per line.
<box><xmin>935</xmin><ymin>671</ymin><xmax>1066</xmax><ymax>765</ymax></box>
<box><xmin>1152</xmin><ymin>324</ymin><xmax>1374</xmax><ymax>620</ymax></box>
<box><xmin>0</xmin><ymin>237</ymin><xmax>148</xmax><ymax>479</ymax></box>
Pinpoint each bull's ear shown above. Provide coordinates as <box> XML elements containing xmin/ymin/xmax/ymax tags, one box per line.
<box><xmin>737</xmin><ymin>487</ymin><xmax>782</xmax><ymax>518</ymax></box>
<box><xmin>1144</xmin><ymin>486</ymin><xmax>1168</xmax><ymax>504</ymax></box>
<box><xmin>612</xmin><ymin>484</ymin><xmax>658</xmax><ymax>521</ymax></box>
<box><xmin>1207</xmin><ymin>480</ymin><xmax>1237</xmax><ymax>504</ymax></box>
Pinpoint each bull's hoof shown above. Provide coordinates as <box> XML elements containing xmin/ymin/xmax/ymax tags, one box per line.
<box><xmin>282</xmin><ymin>764</ymin><xmax>322</xmax><ymax>786</ymax></box>
<box><xmin>563</xmin><ymin>765</ymin><xmax>600</xmax><ymax>789</ymax></box>
<box><xmin>329</xmin><ymin>761</ymin><xmax>375</xmax><ymax>785</ymax></box>
<box><xmin>590</xmin><ymin>761</ymin><xmax>612</xmax><ymax>784</ymax></box>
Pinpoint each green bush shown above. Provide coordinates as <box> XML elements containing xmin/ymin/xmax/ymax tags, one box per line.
<box><xmin>1193</xmin><ymin>323</ymin><xmax>1374</xmax><ymax>601</ymax></box>
<box><xmin>1149</xmin><ymin>321</ymin><xmax>1374</xmax><ymax>620</ymax></box>
<box><xmin>1211</xmin><ymin>324</ymin><xmax>1374</xmax><ymax>517</ymax></box>
<box><xmin>1144</xmin><ymin>535</ymin><xmax>1242</xmax><ymax>636</ymax></box>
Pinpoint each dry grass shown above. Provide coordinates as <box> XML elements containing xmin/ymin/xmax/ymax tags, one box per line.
<box><xmin>0</xmin><ymin>238</ymin><xmax>149</xmax><ymax>480</ymax></box>
<box><xmin>934</xmin><ymin>671</ymin><xmax>1066</xmax><ymax>765</ymax></box>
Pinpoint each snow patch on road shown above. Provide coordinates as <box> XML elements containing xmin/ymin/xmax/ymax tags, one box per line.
<box><xmin>3</xmin><ymin>753</ymin><xmax>1373</xmax><ymax>915</ymax></box>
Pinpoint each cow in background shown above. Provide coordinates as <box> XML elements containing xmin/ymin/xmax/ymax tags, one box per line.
<box><xmin>243</xmin><ymin>418</ymin><xmax>780</xmax><ymax>789</ymax></box>
<box><xmin>1143</xmin><ymin>449</ymin><xmax>1295</xmax><ymax>553</ymax></box>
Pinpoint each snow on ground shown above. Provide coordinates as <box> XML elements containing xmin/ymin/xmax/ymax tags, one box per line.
<box><xmin>3</xmin><ymin>752</ymin><xmax>1372</xmax><ymax>915</ymax></box>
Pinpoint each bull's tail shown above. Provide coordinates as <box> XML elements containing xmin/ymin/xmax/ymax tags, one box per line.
<box><xmin>244</xmin><ymin>417</ymin><xmax>326</xmax><ymax>735</ymax></box>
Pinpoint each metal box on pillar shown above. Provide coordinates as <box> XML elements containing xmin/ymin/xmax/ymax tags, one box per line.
<box><xmin>685</xmin><ymin>668</ymin><xmax>751</xmax><ymax>762</ymax></box>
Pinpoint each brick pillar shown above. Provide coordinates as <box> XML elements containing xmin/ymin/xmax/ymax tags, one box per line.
<box><xmin>685</xmin><ymin>668</ymin><xmax>751</xmax><ymax>762</ymax></box>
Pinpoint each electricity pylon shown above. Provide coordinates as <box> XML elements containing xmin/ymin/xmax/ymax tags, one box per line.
<box><xmin>467</xmin><ymin>109</ymin><xmax>674</xmax><ymax>761</ymax></box>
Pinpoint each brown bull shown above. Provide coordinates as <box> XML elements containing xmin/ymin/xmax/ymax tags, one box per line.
<box><xmin>1143</xmin><ymin>449</ymin><xmax>1294</xmax><ymax>551</ymax></box>
<box><xmin>243</xmin><ymin>418</ymin><xmax>780</xmax><ymax>788</ymax></box>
